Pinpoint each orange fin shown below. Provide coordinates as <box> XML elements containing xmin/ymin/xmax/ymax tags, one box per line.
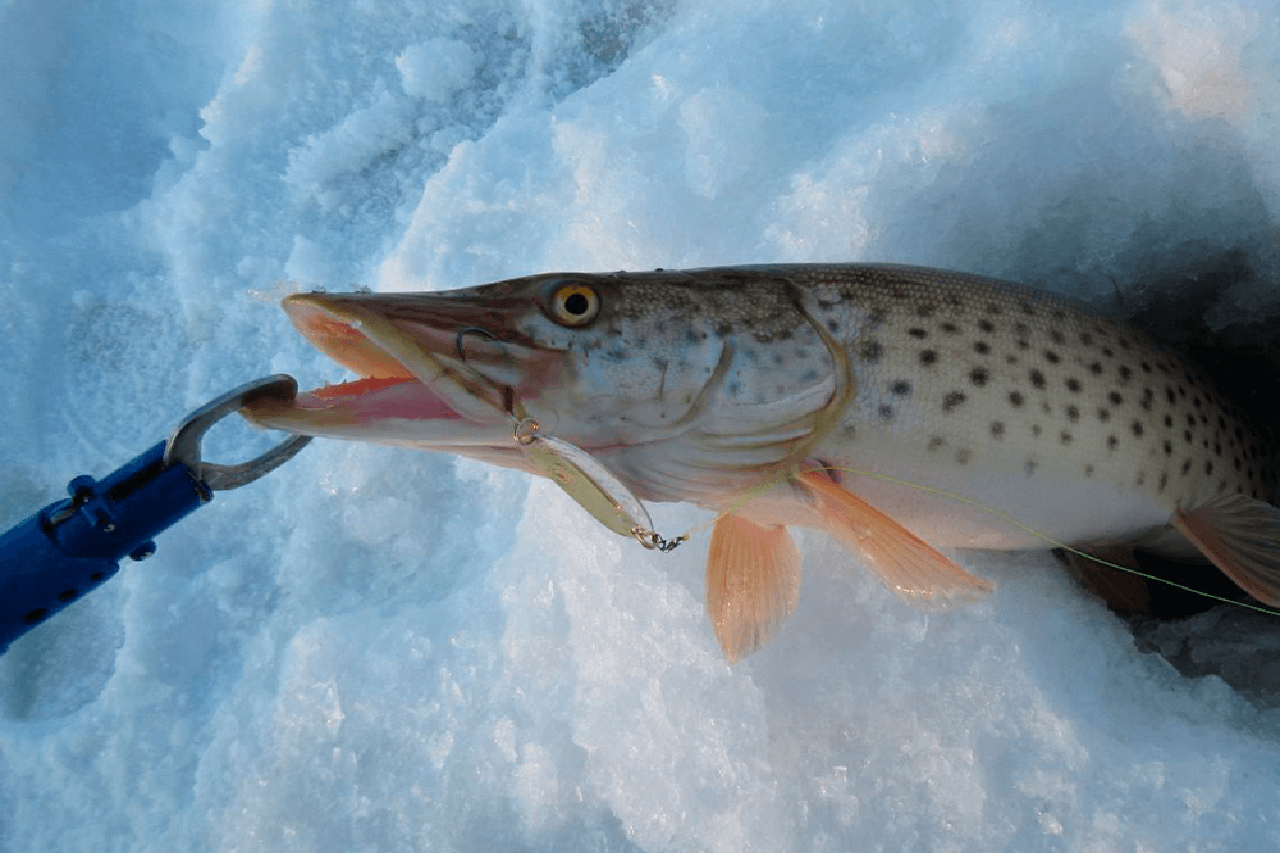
<box><xmin>706</xmin><ymin>514</ymin><xmax>802</xmax><ymax>663</ymax></box>
<box><xmin>1174</xmin><ymin>494</ymin><xmax>1280</xmax><ymax>607</ymax></box>
<box><xmin>795</xmin><ymin>470</ymin><xmax>994</xmax><ymax>606</ymax></box>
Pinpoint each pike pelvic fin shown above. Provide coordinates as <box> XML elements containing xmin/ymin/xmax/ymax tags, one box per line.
<box><xmin>1174</xmin><ymin>494</ymin><xmax>1280</xmax><ymax>607</ymax></box>
<box><xmin>706</xmin><ymin>514</ymin><xmax>802</xmax><ymax>663</ymax></box>
<box><xmin>795</xmin><ymin>470</ymin><xmax>994</xmax><ymax>606</ymax></box>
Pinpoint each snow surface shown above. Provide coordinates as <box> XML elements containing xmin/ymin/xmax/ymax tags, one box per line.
<box><xmin>4</xmin><ymin>0</ymin><xmax>1280</xmax><ymax>849</ymax></box>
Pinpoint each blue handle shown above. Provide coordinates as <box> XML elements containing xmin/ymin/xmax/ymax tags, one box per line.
<box><xmin>0</xmin><ymin>374</ymin><xmax>311</xmax><ymax>655</ymax></box>
<box><xmin>0</xmin><ymin>442</ymin><xmax>209</xmax><ymax>653</ymax></box>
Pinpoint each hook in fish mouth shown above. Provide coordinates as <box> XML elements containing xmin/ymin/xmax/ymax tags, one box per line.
<box><xmin>455</xmin><ymin>326</ymin><xmax>500</xmax><ymax>363</ymax></box>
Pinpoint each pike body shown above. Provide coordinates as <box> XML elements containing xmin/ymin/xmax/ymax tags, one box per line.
<box><xmin>246</xmin><ymin>265</ymin><xmax>1280</xmax><ymax>660</ymax></box>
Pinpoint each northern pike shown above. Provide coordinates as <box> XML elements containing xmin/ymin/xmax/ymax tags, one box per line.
<box><xmin>243</xmin><ymin>264</ymin><xmax>1280</xmax><ymax>661</ymax></box>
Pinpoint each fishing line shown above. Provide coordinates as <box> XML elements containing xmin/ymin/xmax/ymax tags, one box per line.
<box><xmin>671</xmin><ymin>463</ymin><xmax>1280</xmax><ymax>618</ymax></box>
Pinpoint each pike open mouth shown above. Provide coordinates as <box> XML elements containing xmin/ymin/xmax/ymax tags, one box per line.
<box><xmin>242</xmin><ymin>292</ymin><xmax>513</xmax><ymax>437</ymax></box>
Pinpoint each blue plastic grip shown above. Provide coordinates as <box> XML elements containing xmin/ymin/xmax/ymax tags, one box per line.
<box><xmin>0</xmin><ymin>442</ymin><xmax>210</xmax><ymax>654</ymax></box>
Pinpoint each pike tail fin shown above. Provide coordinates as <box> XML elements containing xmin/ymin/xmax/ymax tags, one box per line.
<box><xmin>706</xmin><ymin>514</ymin><xmax>802</xmax><ymax>663</ymax></box>
<box><xmin>1174</xmin><ymin>494</ymin><xmax>1280</xmax><ymax>607</ymax></box>
<box><xmin>795</xmin><ymin>470</ymin><xmax>994</xmax><ymax>606</ymax></box>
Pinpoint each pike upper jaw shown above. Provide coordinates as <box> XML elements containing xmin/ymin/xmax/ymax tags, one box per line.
<box><xmin>242</xmin><ymin>292</ymin><xmax>512</xmax><ymax>446</ymax></box>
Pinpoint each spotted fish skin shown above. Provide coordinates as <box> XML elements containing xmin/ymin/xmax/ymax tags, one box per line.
<box><xmin>788</xmin><ymin>264</ymin><xmax>1277</xmax><ymax>551</ymax></box>
<box><xmin>246</xmin><ymin>263</ymin><xmax>1280</xmax><ymax>661</ymax></box>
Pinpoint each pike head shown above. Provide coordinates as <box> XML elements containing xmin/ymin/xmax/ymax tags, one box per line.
<box><xmin>244</xmin><ymin>268</ymin><xmax>852</xmax><ymax>504</ymax></box>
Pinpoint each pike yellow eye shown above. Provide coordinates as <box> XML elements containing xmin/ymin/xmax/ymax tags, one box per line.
<box><xmin>546</xmin><ymin>283</ymin><xmax>600</xmax><ymax>327</ymax></box>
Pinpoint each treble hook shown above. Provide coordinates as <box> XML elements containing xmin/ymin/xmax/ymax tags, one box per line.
<box><xmin>455</xmin><ymin>326</ymin><xmax>500</xmax><ymax>363</ymax></box>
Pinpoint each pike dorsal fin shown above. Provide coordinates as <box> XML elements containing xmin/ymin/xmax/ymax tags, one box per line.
<box><xmin>1175</xmin><ymin>494</ymin><xmax>1280</xmax><ymax>607</ymax></box>
<box><xmin>706</xmin><ymin>514</ymin><xmax>802</xmax><ymax>663</ymax></box>
<box><xmin>795</xmin><ymin>470</ymin><xmax>994</xmax><ymax>606</ymax></box>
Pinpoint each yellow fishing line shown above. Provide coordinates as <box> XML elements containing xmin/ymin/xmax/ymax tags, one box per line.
<box><xmin>674</xmin><ymin>464</ymin><xmax>1280</xmax><ymax>617</ymax></box>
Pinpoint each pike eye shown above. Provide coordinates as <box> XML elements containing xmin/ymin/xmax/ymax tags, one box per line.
<box><xmin>547</xmin><ymin>283</ymin><xmax>600</xmax><ymax>327</ymax></box>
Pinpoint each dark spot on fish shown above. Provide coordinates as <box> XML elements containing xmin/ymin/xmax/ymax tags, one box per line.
<box><xmin>1089</xmin><ymin>362</ymin><xmax>1103</xmax><ymax>375</ymax></box>
<box><xmin>1030</xmin><ymin>369</ymin><xmax>1046</xmax><ymax>389</ymax></box>
<box><xmin>943</xmin><ymin>391</ymin><xmax>966</xmax><ymax>411</ymax></box>
<box><xmin>1085</xmin><ymin>464</ymin><xmax>1094</xmax><ymax>477</ymax></box>
<box><xmin>1186</xmin><ymin>414</ymin><xmax>1196</xmax><ymax>427</ymax></box>
<box><xmin>970</xmin><ymin>368</ymin><xmax>989</xmax><ymax>387</ymax></box>
<box><xmin>1193</xmin><ymin>396</ymin><xmax>1202</xmax><ymax>409</ymax></box>
<box><xmin>716</xmin><ymin>323</ymin><xmax>733</xmax><ymax>337</ymax></box>
<box><xmin>1118</xmin><ymin>365</ymin><xmax>1132</xmax><ymax>382</ymax></box>
<box><xmin>1060</xmin><ymin>431</ymin><xmax>1073</xmax><ymax>445</ymax></box>
<box><xmin>1032</xmin><ymin>423</ymin><xmax>1043</xmax><ymax>437</ymax></box>
<box><xmin>1108</xmin><ymin>392</ymin><xmax>1123</xmax><ymax>406</ymax></box>
<box><xmin>941</xmin><ymin>322</ymin><xmax>960</xmax><ymax>334</ymax></box>
<box><xmin>868</xmin><ymin>308</ymin><xmax>887</xmax><ymax>329</ymax></box>
<box><xmin>1206</xmin><ymin>461</ymin><xmax>1214</xmax><ymax>475</ymax></box>
<box><xmin>1140</xmin><ymin>361</ymin><xmax>1152</xmax><ymax>373</ymax></box>
<box><xmin>1081</xmin><ymin>333</ymin><xmax>1094</xmax><ymax>346</ymax></box>
<box><xmin>1184</xmin><ymin>430</ymin><xmax>1193</xmax><ymax>444</ymax></box>
<box><xmin>1016</xmin><ymin>339</ymin><xmax>1030</xmax><ymax>351</ymax></box>
<box><xmin>778</xmin><ymin>329</ymin><xmax>793</xmax><ymax>341</ymax></box>
<box><xmin>859</xmin><ymin>340</ymin><xmax>883</xmax><ymax>363</ymax></box>
<box><xmin>1131</xmin><ymin>420</ymin><xmax>1144</xmax><ymax>437</ymax></box>
<box><xmin>1009</xmin><ymin>391</ymin><xmax>1025</xmax><ymax>408</ymax></box>
<box><xmin>928</xmin><ymin>436</ymin><xmax>946</xmax><ymax>451</ymax></box>
<box><xmin>1107</xmin><ymin>435</ymin><xmax>1119</xmax><ymax>450</ymax></box>
<box><xmin>955</xmin><ymin>448</ymin><xmax>972</xmax><ymax>464</ymax></box>
<box><xmin>1218</xmin><ymin>416</ymin><xmax>1227</xmax><ymax>429</ymax></box>
<box><xmin>1044</xmin><ymin>350</ymin><xmax>1061</xmax><ymax>364</ymax></box>
<box><xmin>1178</xmin><ymin>385</ymin><xmax>1187</xmax><ymax>397</ymax></box>
<box><xmin>920</xmin><ymin>350</ymin><xmax>938</xmax><ymax>366</ymax></box>
<box><xmin>1163</xmin><ymin>440</ymin><xmax>1172</xmax><ymax>456</ymax></box>
<box><xmin>1181</xmin><ymin>459</ymin><xmax>1192</xmax><ymax>475</ymax></box>
<box><xmin>917</xmin><ymin>303</ymin><xmax>936</xmax><ymax>318</ymax></box>
<box><xmin>1158</xmin><ymin>472</ymin><xmax>1168</xmax><ymax>492</ymax></box>
<box><xmin>878</xmin><ymin>405</ymin><xmax>894</xmax><ymax>421</ymax></box>
<box><xmin>1050</xmin><ymin>330</ymin><xmax>1065</xmax><ymax>344</ymax></box>
<box><xmin>1140</xmin><ymin>389</ymin><xmax>1153</xmax><ymax>411</ymax></box>
<box><xmin>890</xmin><ymin>380</ymin><xmax>912</xmax><ymax>396</ymax></box>
<box><xmin>1065</xmin><ymin>377</ymin><xmax>1081</xmax><ymax>393</ymax></box>
<box><xmin>727</xmin><ymin>380</ymin><xmax>741</xmax><ymax>395</ymax></box>
<box><xmin>826</xmin><ymin>319</ymin><xmax>841</xmax><ymax>333</ymax></box>
<box><xmin>1136</xmin><ymin>471</ymin><xmax>1146</xmax><ymax>487</ymax></box>
<box><xmin>909</xmin><ymin>327</ymin><xmax>928</xmax><ymax>339</ymax></box>
<box><xmin>1098</xmin><ymin>408</ymin><xmax>1111</xmax><ymax>423</ymax></box>
<box><xmin>991</xmin><ymin>421</ymin><xmax>1005</xmax><ymax>438</ymax></box>
<box><xmin>1025</xmin><ymin>458</ymin><xmax>1038</xmax><ymax>476</ymax></box>
<box><xmin>1165</xmin><ymin>387</ymin><xmax>1176</xmax><ymax>404</ymax></box>
<box><xmin>978</xmin><ymin>319</ymin><xmax>995</xmax><ymax>333</ymax></box>
<box><xmin>974</xmin><ymin>341</ymin><xmax>991</xmax><ymax>355</ymax></box>
<box><xmin>1102</xmin><ymin>347</ymin><xmax>1114</xmax><ymax>358</ymax></box>
<box><xmin>1214</xmin><ymin>442</ymin><xmax>1221</xmax><ymax>456</ymax></box>
<box><xmin>1164</xmin><ymin>415</ymin><xmax>1173</xmax><ymax>428</ymax></box>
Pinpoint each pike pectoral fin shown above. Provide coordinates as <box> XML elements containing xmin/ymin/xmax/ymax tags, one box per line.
<box><xmin>707</xmin><ymin>514</ymin><xmax>801</xmax><ymax>663</ymax></box>
<box><xmin>795</xmin><ymin>470</ymin><xmax>994</xmax><ymax>606</ymax></box>
<box><xmin>1175</xmin><ymin>494</ymin><xmax>1280</xmax><ymax>607</ymax></box>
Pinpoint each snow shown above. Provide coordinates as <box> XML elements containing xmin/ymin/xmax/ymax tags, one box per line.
<box><xmin>3</xmin><ymin>0</ymin><xmax>1280</xmax><ymax>849</ymax></box>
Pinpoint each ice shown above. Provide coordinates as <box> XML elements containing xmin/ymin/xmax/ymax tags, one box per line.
<box><xmin>4</xmin><ymin>0</ymin><xmax>1280</xmax><ymax>850</ymax></box>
